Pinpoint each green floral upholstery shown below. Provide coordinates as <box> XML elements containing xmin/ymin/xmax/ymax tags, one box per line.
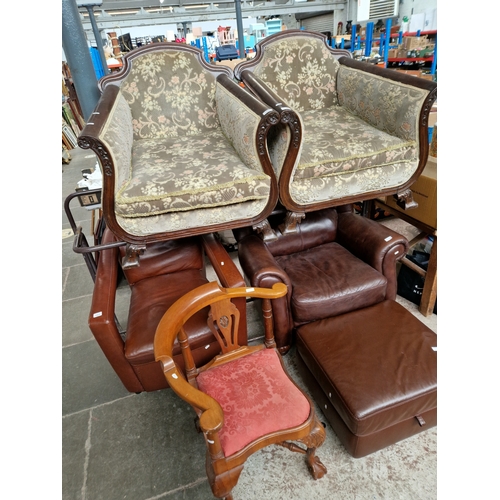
<box><xmin>88</xmin><ymin>47</ymin><xmax>277</xmax><ymax>239</ymax></box>
<box><xmin>240</xmin><ymin>31</ymin><xmax>433</xmax><ymax>209</ymax></box>
<box><xmin>288</xmin><ymin>105</ymin><xmax>420</xmax><ymax>206</ymax></box>
<box><xmin>336</xmin><ymin>65</ymin><xmax>427</xmax><ymax>142</ymax></box>
<box><xmin>252</xmin><ymin>35</ymin><xmax>340</xmax><ymax>112</ymax></box>
<box><xmin>119</xmin><ymin>50</ymin><xmax>220</xmax><ymax>139</ymax></box>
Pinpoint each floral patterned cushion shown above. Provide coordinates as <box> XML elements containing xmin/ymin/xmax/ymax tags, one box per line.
<box><xmin>114</xmin><ymin>131</ymin><xmax>271</xmax><ymax>218</ymax></box>
<box><xmin>252</xmin><ymin>35</ymin><xmax>340</xmax><ymax>112</ymax></box>
<box><xmin>119</xmin><ymin>50</ymin><xmax>221</xmax><ymax>140</ymax></box>
<box><xmin>289</xmin><ymin>106</ymin><xmax>419</xmax><ymax>205</ymax></box>
<box><xmin>297</xmin><ymin>105</ymin><xmax>417</xmax><ymax>180</ymax></box>
<box><xmin>197</xmin><ymin>348</ymin><xmax>311</xmax><ymax>457</ymax></box>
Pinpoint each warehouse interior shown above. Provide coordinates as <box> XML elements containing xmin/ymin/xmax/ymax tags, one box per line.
<box><xmin>3</xmin><ymin>1</ymin><xmax>496</xmax><ymax>498</ymax></box>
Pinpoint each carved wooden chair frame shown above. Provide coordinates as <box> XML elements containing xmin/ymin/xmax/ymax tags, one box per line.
<box><xmin>154</xmin><ymin>282</ymin><xmax>327</xmax><ymax>499</ymax></box>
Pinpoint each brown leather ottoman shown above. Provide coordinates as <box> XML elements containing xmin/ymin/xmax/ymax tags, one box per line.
<box><xmin>295</xmin><ymin>300</ymin><xmax>437</xmax><ymax>458</ymax></box>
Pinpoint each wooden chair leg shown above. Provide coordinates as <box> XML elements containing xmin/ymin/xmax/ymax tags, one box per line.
<box><xmin>306</xmin><ymin>446</ymin><xmax>327</xmax><ymax>480</ymax></box>
<box><xmin>206</xmin><ymin>453</ymin><xmax>244</xmax><ymax>500</ymax></box>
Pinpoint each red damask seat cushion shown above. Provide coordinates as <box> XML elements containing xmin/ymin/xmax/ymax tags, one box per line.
<box><xmin>197</xmin><ymin>348</ymin><xmax>311</xmax><ymax>457</ymax></box>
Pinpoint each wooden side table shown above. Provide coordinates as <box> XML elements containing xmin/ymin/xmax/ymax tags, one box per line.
<box><xmin>374</xmin><ymin>200</ymin><xmax>437</xmax><ymax>317</ymax></box>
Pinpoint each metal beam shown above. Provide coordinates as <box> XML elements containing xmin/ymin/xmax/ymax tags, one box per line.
<box><xmin>78</xmin><ymin>0</ymin><xmax>347</xmax><ymax>33</ymax></box>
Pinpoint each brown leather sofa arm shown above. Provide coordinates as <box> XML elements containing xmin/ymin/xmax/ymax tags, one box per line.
<box><xmin>336</xmin><ymin>212</ymin><xmax>409</xmax><ymax>270</ymax></box>
<box><xmin>88</xmin><ymin>242</ymin><xmax>144</xmax><ymax>393</ymax></box>
<box><xmin>237</xmin><ymin>234</ymin><xmax>294</xmax><ymax>351</ymax></box>
<box><xmin>336</xmin><ymin>212</ymin><xmax>408</xmax><ymax>300</ymax></box>
<box><xmin>237</xmin><ymin>234</ymin><xmax>291</xmax><ymax>290</ymax></box>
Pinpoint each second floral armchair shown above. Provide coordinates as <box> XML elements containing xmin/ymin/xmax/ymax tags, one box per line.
<box><xmin>235</xmin><ymin>30</ymin><xmax>437</xmax><ymax>234</ymax></box>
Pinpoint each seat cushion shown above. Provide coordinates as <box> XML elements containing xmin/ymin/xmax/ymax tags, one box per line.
<box><xmin>296</xmin><ymin>300</ymin><xmax>437</xmax><ymax>452</ymax></box>
<box><xmin>115</xmin><ymin>131</ymin><xmax>271</xmax><ymax>218</ymax></box>
<box><xmin>275</xmin><ymin>241</ymin><xmax>387</xmax><ymax>323</ymax></box>
<box><xmin>197</xmin><ymin>348</ymin><xmax>311</xmax><ymax>457</ymax></box>
<box><xmin>289</xmin><ymin>106</ymin><xmax>419</xmax><ymax>206</ymax></box>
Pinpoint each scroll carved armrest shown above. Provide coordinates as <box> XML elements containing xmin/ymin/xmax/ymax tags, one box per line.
<box><xmin>238</xmin><ymin>70</ymin><xmax>302</xmax><ymax>206</ymax></box>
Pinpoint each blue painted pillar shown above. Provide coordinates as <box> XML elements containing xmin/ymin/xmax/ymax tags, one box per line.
<box><xmin>350</xmin><ymin>24</ymin><xmax>357</xmax><ymax>52</ymax></box>
<box><xmin>62</xmin><ymin>0</ymin><xmax>101</xmax><ymax>121</ymax></box>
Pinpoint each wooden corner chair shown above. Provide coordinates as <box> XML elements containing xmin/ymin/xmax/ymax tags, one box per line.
<box><xmin>234</xmin><ymin>30</ymin><xmax>437</xmax><ymax>237</ymax></box>
<box><xmin>154</xmin><ymin>282</ymin><xmax>327</xmax><ymax>499</ymax></box>
<box><xmin>77</xmin><ymin>42</ymin><xmax>281</xmax><ymax>267</ymax></box>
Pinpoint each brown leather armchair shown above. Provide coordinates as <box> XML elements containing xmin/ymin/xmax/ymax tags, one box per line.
<box><xmin>87</xmin><ymin>227</ymin><xmax>247</xmax><ymax>393</ymax></box>
<box><xmin>234</xmin><ymin>205</ymin><xmax>409</xmax><ymax>353</ymax></box>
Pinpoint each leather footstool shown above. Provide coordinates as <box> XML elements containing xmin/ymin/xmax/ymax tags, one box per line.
<box><xmin>295</xmin><ymin>300</ymin><xmax>437</xmax><ymax>458</ymax></box>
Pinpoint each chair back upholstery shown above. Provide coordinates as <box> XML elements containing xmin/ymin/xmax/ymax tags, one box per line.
<box><xmin>100</xmin><ymin>43</ymin><xmax>233</xmax><ymax>140</ymax></box>
<box><xmin>337</xmin><ymin>63</ymin><xmax>429</xmax><ymax>142</ymax></box>
<box><xmin>246</xmin><ymin>31</ymin><xmax>343</xmax><ymax>112</ymax></box>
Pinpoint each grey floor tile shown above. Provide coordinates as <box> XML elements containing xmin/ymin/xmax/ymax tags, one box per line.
<box><xmin>62</xmin><ymin>295</ymin><xmax>94</xmax><ymax>347</ymax></box>
<box><xmin>63</xmin><ymin>263</ymin><xmax>95</xmax><ymax>301</ymax></box>
<box><xmin>85</xmin><ymin>391</ymin><xmax>209</xmax><ymax>500</ymax></box>
<box><xmin>62</xmin><ymin>339</ymin><xmax>130</xmax><ymax>416</ymax></box>
<box><xmin>62</xmin><ymin>411</ymin><xmax>90</xmax><ymax>500</ymax></box>
<box><xmin>62</xmin><ymin>238</ymin><xmax>89</xmax><ymax>269</ymax></box>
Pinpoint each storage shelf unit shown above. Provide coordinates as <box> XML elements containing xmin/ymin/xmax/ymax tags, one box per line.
<box><xmin>265</xmin><ymin>19</ymin><xmax>282</xmax><ymax>36</ymax></box>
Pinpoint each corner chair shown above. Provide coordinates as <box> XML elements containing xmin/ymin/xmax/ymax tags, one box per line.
<box><xmin>234</xmin><ymin>30</ymin><xmax>437</xmax><ymax>236</ymax></box>
<box><xmin>77</xmin><ymin>42</ymin><xmax>281</xmax><ymax>267</ymax></box>
<box><xmin>154</xmin><ymin>282</ymin><xmax>327</xmax><ymax>500</ymax></box>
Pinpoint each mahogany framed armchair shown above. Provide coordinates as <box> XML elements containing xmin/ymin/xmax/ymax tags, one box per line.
<box><xmin>234</xmin><ymin>30</ymin><xmax>437</xmax><ymax>235</ymax></box>
<box><xmin>77</xmin><ymin>42</ymin><xmax>281</xmax><ymax>267</ymax></box>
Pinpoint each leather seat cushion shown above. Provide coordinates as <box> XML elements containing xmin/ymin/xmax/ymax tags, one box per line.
<box><xmin>275</xmin><ymin>241</ymin><xmax>387</xmax><ymax>323</ymax></box>
<box><xmin>125</xmin><ymin>269</ymin><xmax>212</xmax><ymax>364</ymax></box>
<box><xmin>296</xmin><ymin>300</ymin><xmax>437</xmax><ymax>437</ymax></box>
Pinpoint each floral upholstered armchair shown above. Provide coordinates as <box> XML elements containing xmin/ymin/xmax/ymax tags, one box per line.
<box><xmin>234</xmin><ymin>30</ymin><xmax>437</xmax><ymax>235</ymax></box>
<box><xmin>78</xmin><ymin>43</ymin><xmax>280</xmax><ymax>266</ymax></box>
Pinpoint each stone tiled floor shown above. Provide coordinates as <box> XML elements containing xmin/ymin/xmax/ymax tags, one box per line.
<box><xmin>62</xmin><ymin>147</ymin><xmax>437</xmax><ymax>500</ymax></box>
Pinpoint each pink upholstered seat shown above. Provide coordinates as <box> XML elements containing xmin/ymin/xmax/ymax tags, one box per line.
<box><xmin>197</xmin><ymin>348</ymin><xmax>311</xmax><ymax>457</ymax></box>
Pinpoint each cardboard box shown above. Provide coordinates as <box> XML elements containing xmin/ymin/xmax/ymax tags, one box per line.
<box><xmin>387</xmin><ymin>48</ymin><xmax>399</xmax><ymax>58</ymax></box>
<box><xmin>403</xmin><ymin>36</ymin><xmax>428</xmax><ymax>50</ymax></box>
<box><xmin>382</xmin><ymin>156</ymin><xmax>437</xmax><ymax>228</ymax></box>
